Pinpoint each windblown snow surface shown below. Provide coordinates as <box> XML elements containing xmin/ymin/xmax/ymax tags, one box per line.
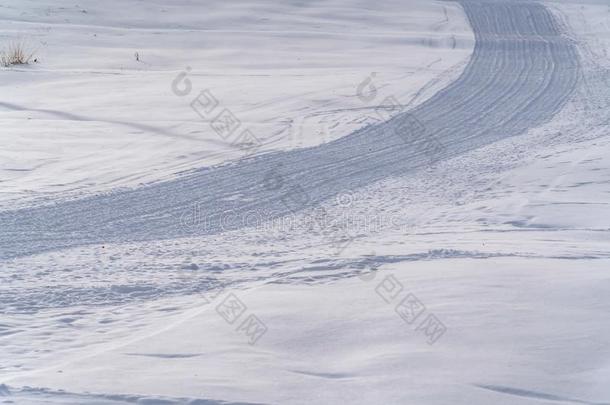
<box><xmin>1</xmin><ymin>0</ymin><xmax>610</xmax><ymax>404</ymax></box>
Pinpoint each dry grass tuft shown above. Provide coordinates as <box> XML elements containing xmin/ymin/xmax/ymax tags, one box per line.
<box><xmin>0</xmin><ymin>42</ymin><xmax>36</xmax><ymax>67</ymax></box>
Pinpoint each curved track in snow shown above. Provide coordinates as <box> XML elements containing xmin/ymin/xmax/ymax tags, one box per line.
<box><xmin>0</xmin><ymin>1</ymin><xmax>580</xmax><ymax>259</ymax></box>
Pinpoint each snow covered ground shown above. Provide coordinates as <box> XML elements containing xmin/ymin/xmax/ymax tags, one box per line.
<box><xmin>1</xmin><ymin>0</ymin><xmax>610</xmax><ymax>404</ymax></box>
<box><xmin>0</xmin><ymin>0</ymin><xmax>472</xmax><ymax>207</ymax></box>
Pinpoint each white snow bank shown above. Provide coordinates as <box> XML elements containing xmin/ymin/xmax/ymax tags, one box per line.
<box><xmin>4</xmin><ymin>258</ymin><xmax>609</xmax><ymax>405</ymax></box>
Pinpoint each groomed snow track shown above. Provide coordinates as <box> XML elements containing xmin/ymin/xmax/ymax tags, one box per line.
<box><xmin>0</xmin><ymin>1</ymin><xmax>580</xmax><ymax>260</ymax></box>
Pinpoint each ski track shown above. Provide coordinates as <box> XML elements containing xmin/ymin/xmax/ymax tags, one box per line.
<box><xmin>0</xmin><ymin>1</ymin><xmax>581</xmax><ymax>260</ymax></box>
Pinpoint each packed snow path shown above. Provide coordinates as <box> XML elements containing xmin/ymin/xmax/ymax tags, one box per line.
<box><xmin>0</xmin><ymin>1</ymin><xmax>580</xmax><ymax>259</ymax></box>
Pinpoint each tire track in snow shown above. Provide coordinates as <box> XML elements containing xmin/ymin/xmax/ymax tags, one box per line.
<box><xmin>0</xmin><ymin>1</ymin><xmax>581</xmax><ymax>259</ymax></box>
